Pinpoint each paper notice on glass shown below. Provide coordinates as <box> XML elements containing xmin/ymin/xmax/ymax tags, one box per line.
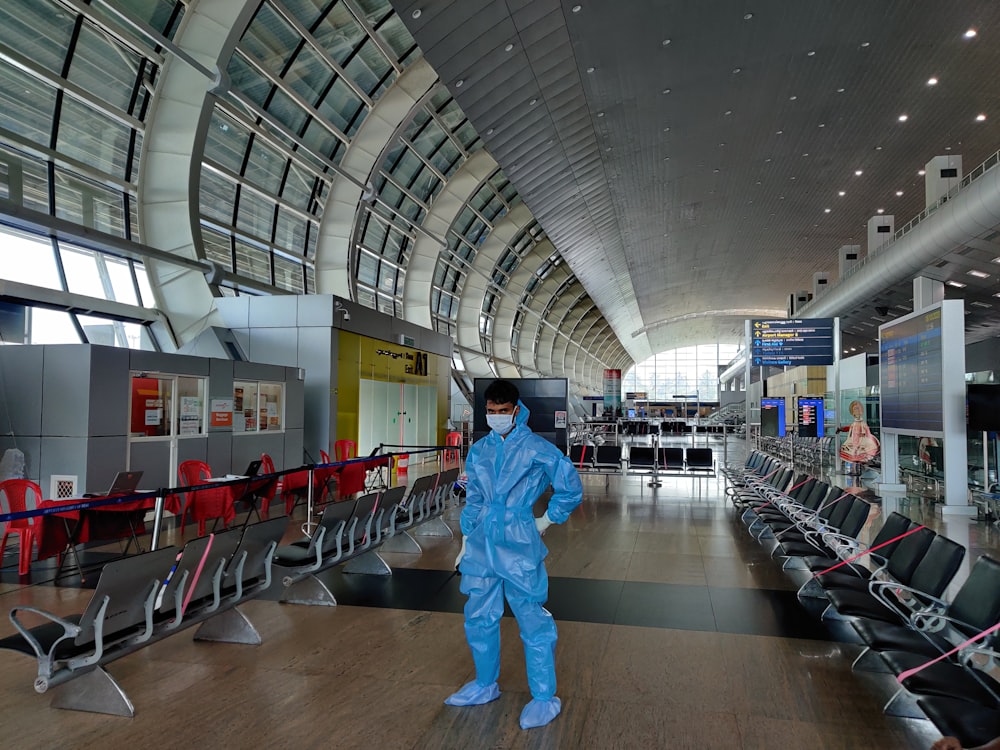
<box><xmin>181</xmin><ymin>396</ymin><xmax>201</xmax><ymax>417</ymax></box>
<box><xmin>266</xmin><ymin>402</ymin><xmax>278</xmax><ymax>417</ymax></box>
<box><xmin>145</xmin><ymin>409</ymin><xmax>161</xmax><ymax>426</ymax></box>
<box><xmin>179</xmin><ymin>417</ymin><xmax>200</xmax><ymax>435</ymax></box>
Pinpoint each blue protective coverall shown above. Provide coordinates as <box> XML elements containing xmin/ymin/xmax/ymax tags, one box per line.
<box><xmin>447</xmin><ymin>401</ymin><xmax>583</xmax><ymax>729</ymax></box>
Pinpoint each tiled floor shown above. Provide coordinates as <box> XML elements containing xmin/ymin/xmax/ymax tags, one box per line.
<box><xmin>0</xmin><ymin>440</ymin><xmax>988</xmax><ymax>748</ymax></box>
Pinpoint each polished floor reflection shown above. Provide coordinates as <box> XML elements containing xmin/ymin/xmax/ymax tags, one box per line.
<box><xmin>0</xmin><ymin>446</ymin><xmax>983</xmax><ymax>748</ymax></box>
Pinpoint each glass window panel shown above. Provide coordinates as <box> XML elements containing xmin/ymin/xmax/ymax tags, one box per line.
<box><xmin>205</xmin><ymin>110</ymin><xmax>250</xmax><ymax>173</ymax></box>
<box><xmin>0</xmin><ymin>66</ymin><xmax>57</xmax><ymax>146</ymax></box>
<box><xmin>412</xmin><ymin>119</ymin><xmax>447</xmax><ymax>159</ymax></box>
<box><xmin>53</xmin><ymin>170</ymin><xmax>121</xmax><ymax>230</ymax></box>
<box><xmin>344</xmin><ymin>37</ymin><xmax>391</xmax><ymax>95</ymax></box>
<box><xmin>312</xmin><ymin>4</ymin><xmax>365</xmax><ymax>67</ymax></box>
<box><xmin>68</xmin><ymin>23</ymin><xmax>141</xmax><ymax>112</ymax></box>
<box><xmin>0</xmin><ymin>228</ymin><xmax>61</xmax><ymax>288</ymax></box>
<box><xmin>436</xmin><ymin>99</ymin><xmax>465</xmax><ymax>132</ymax></box>
<box><xmin>236</xmin><ymin>189</ymin><xmax>276</xmax><ymax>239</ymax></box>
<box><xmin>29</xmin><ymin>308</ymin><xmax>80</xmax><ymax>344</ymax></box>
<box><xmin>273</xmin><ymin>254</ymin><xmax>304</xmax><ymax>292</ymax></box>
<box><xmin>455</xmin><ymin>121</ymin><xmax>479</xmax><ymax>150</ymax></box>
<box><xmin>0</xmin><ymin>0</ymin><xmax>75</xmax><ymax>75</ymax></box>
<box><xmin>133</xmin><ymin>261</ymin><xmax>156</xmax><ymax>307</ymax></box>
<box><xmin>60</xmin><ymin>245</ymin><xmax>107</xmax><ymax>297</ymax></box>
<box><xmin>361</xmin><ymin>212</ymin><xmax>388</xmax><ymax>251</ymax></box>
<box><xmin>356</xmin><ymin>286</ymin><xmax>375</xmax><ymax>309</ymax></box>
<box><xmin>176</xmin><ymin>376</ymin><xmax>206</xmax><ymax>435</ymax></box>
<box><xmin>234</xmin><ymin>239</ymin><xmax>271</xmax><ymax>283</ymax></box>
<box><xmin>281</xmin><ymin>162</ymin><xmax>314</xmax><ymax>210</ymax></box>
<box><xmin>429</xmin><ymin>139</ymin><xmax>461</xmax><ymax>176</ymax></box>
<box><xmin>130</xmin><ymin>374</ymin><xmax>172</xmax><ymax>437</ymax></box>
<box><xmin>265</xmin><ymin>87</ymin><xmax>309</xmax><ymax>133</ymax></box>
<box><xmin>302</xmin><ymin>118</ymin><xmax>341</xmax><ymax>160</ymax></box>
<box><xmin>105</xmin><ymin>256</ymin><xmax>139</xmax><ymax>305</ymax></box>
<box><xmin>91</xmin><ymin>188</ymin><xmax>127</xmax><ymax>237</ymax></box>
<box><xmin>244</xmin><ymin>139</ymin><xmax>286</xmax><ymax>191</ymax></box>
<box><xmin>1</xmin><ymin>149</ymin><xmax>50</xmax><ymax>214</ymax></box>
<box><xmin>285</xmin><ymin>45</ymin><xmax>334</xmax><ymax>106</ymax></box>
<box><xmin>227</xmin><ymin>53</ymin><xmax>272</xmax><ymax>107</ymax></box>
<box><xmin>274</xmin><ymin>207</ymin><xmax>308</xmax><ymax>254</ymax></box>
<box><xmin>241</xmin><ymin>3</ymin><xmax>300</xmax><ymax>70</ymax></box>
<box><xmin>305</xmin><ymin>265</ymin><xmax>315</xmax><ymax>293</ymax></box>
<box><xmin>112</xmin><ymin>0</ymin><xmax>183</xmax><ymax>37</ymax></box>
<box><xmin>357</xmin><ymin>249</ymin><xmax>378</xmax><ymax>286</ymax></box>
<box><xmin>77</xmin><ymin>313</ymin><xmax>122</xmax><ymax>347</ymax></box>
<box><xmin>281</xmin><ymin>0</ymin><xmax>325</xmax><ymax>28</ymax></box>
<box><xmin>260</xmin><ymin>382</ymin><xmax>283</xmax><ymax>430</ymax></box>
<box><xmin>378</xmin><ymin>263</ymin><xmax>397</xmax><ymax>295</ymax></box>
<box><xmin>200</xmin><ymin>168</ymin><xmax>238</xmax><ymax>224</ymax></box>
<box><xmin>371</xmin><ymin>13</ymin><xmax>414</xmax><ymax>60</ymax></box>
<box><xmin>305</xmin><ymin>221</ymin><xmax>319</xmax><ymax>259</ymax></box>
<box><xmin>201</xmin><ymin>227</ymin><xmax>234</xmax><ymax>270</ymax></box>
<box><xmin>57</xmin><ymin>98</ymin><xmax>131</xmax><ymax>176</ymax></box>
<box><xmin>409</xmin><ymin>165</ymin><xmax>438</xmax><ymax>202</ymax></box>
<box><xmin>316</xmin><ymin>76</ymin><xmax>365</xmax><ymax>135</ymax></box>
<box><xmin>389</xmin><ymin>149</ymin><xmax>423</xmax><ymax>187</ymax></box>
<box><xmin>233</xmin><ymin>381</ymin><xmax>258</xmax><ymax>433</ymax></box>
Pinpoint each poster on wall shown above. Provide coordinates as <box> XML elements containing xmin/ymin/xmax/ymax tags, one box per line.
<box><xmin>145</xmin><ymin>409</ymin><xmax>161</xmax><ymax>426</ymax></box>
<box><xmin>209</xmin><ymin>398</ymin><xmax>233</xmax><ymax>427</ymax></box>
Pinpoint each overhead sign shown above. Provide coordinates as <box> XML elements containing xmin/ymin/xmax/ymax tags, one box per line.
<box><xmin>751</xmin><ymin>318</ymin><xmax>835</xmax><ymax>366</ymax></box>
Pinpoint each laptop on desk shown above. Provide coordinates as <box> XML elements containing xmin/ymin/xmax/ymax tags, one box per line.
<box><xmin>225</xmin><ymin>460</ymin><xmax>262</xmax><ymax>480</ymax></box>
<box><xmin>106</xmin><ymin>470</ymin><xmax>143</xmax><ymax>495</ymax></box>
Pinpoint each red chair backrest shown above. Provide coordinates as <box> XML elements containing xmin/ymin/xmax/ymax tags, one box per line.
<box><xmin>446</xmin><ymin>432</ymin><xmax>463</xmax><ymax>447</ymax></box>
<box><xmin>320</xmin><ymin>450</ymin><xmax>331</xmax><ymax>464</ymax></box>
<box><xmin>334</xmin><ymin>440</ymin><xmax>357</xmax><ymax>462</ymax></box>
<box><xmin>260</xmin><ymin>453</ymin><xmax>275</xmax><ymax>474</ymax></box>
<box><xmin>178</xmin><ymin>460</ymin><xmax>211</xmax><ymax>486</ymax></box>
<box><xmin>0</xmin><ymin>479</ymin><xmax>43</xmax><ymax>527</ymax></box>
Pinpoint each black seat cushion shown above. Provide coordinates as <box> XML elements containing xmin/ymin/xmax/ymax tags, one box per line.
<box><xmin>851</xmin><ymin>619</ymin><xmax>952</xmax><ymax>658</ymax></box>
<box><xmin>918</xmin><ymin>696</ymin><xmax>1000</xmax><ymax>749</ymax></box>
<box><xmin>880</xmin><ymin>651</ymin><xmax>1000</xmax><ymax>707</ymax></box>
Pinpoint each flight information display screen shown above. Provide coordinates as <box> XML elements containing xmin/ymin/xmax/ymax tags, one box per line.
<box><xmin>797</xmin><ymin>397</ymin><xmax>825</xmax><ymax>438</ymax></box>
<box><xmin>760</xmin><ymin>397</ymin><xmax>786</xmax><ymax>437</ymax></box>
<box><xmin>879</xmin><ymin>308</ymin><xmax>943</xmax><ymax>433</ymax></box>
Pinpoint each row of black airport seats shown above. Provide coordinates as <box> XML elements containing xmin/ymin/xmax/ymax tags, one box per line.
<box><xmin>621</xmin><ymin>421</ymin><xmax>732</xmax><ymax>436</ymax></box>
<box><xmin>569</xmin><ymin>445</ymin><xmax>715</xmax><ymax>474</ymax></box>
<box><xmin>0</xmin><ymin>468</ymin><xmax>459</xmax><ymax>716</ymax></box>
<box><xmin>725</xmin><ymin>450</ymin><xmax>1000</xmax><ymax>747</ymax></box>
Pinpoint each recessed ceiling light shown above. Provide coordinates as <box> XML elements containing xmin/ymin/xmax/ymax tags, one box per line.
<box><xmin>776</xmin><ymin>130</ymin><xmax>783</xmax><ymax>135</ymax></box>
<box><xmin>713</xmin><ymin>168</ymin><xmax>720</xmax><ymax>173</ymax></box>
<box><xmin>662</xmin><ymin>38</ymin><xmax>671</xmax><ymax>46</ymax></box>
<box><xmin>572</xmin><ymin>4</ymin><xmax>582</xmax><ymax>11</ymax></box>
<box><xmin>824</xmin><ymin>208</ymin><xmax>831</xmax><ymax>213</ymax></box>
<box><xmin>802</xmin><ymin>153</ymin><xmax>809</xmax><ymax>157</ymax></box>
<box><xmin>875</xmin><ymin>145</ymin><xmax>883</xmax><ymax>150</ymax></box>
<box><xmin>836</xmin><ymin>87</ymin><xmax>845</xmax><ymax>93</ymax></box>
<box><xmin>918</xmin><ymin>169</ymin><xmax>926</xmax><ymax>175</ymax></box>
<box><xmin>860</xmin><ymin>41</ymin><xmax>871</xmax><ymax>47</ymax></box>
<box><xmin>486</xmin><ymin>128</ymin><xmax>494</xmax><ymax>135</ymax></box>
<box><xmin>724</xmin><ymin>110</ymin><xmax>733</xmax><ymax>116</ymax></box>
<box><xmin>969</xmin><ymin>269</ymin><xmax>991</xmax><ymax>279</ymax></box>
<box><xmin>807</xmin><ymin>50</ymin><xmax>816</xmax><ymax>56</ymax></box>
<box><xmin>855</xmin><ymin>170</ymin><xmax>863</xmax><ymax>176</ymax></box>
<box><xmin>927</xmin><ymin>77</ymin><xmax>938</xmax><ymax>85</ymax></box>
<box><xmin>947</xmin><ymin>280</ymin><xmax>967</xmax><ymax>288</ymax></box>
<box><xmin>838</xmin><ymin>191</ymin><xmax>846</xmax><ymax>196</ymax></box>
<box><xmin>743</xmin><ymin>12</ymin><xmax>753</xmax><ymax>20</ymax></box>
<box><xmin>977</xmin><ymin>113</ymin><xmax>987</xmax><ymax>122</ymax></box>
<box><xmin>662</xmin><ymin>88</ymin><xmax>671</xmax><ymax>94</ymax></box>
<box><xmin>663</xmin><ymin>126</ymin><xmax>670</xmax><ymax>132</ymax></box>
<box><xmin>719</xmin><ymin>142</ymin><xmax>726</xmax><ymax>147</ymax></box>
<box><xmin>529</xmin><ymin>98</ymin><xmax>537</xmax><ymax>105</ymax></box>
<box><xmin>789</xmin><ymin>95</ymin><xmax>797</xmax><ymax>100</ymax></box>
<box><xmin>411</xmin><ymin>8</ymin><xmax>422</xmax><ymax>19</ymax></box>
<box><xmin>663</xmin><ymin>156</ymin><xmax>670</xmax><ymax>161</ymax></box>
<box><xmin>877</xmin><ymin>208</ymin><xmax>885</xmax><ymax>214</ymax></box>
<box><xmin>505</xmin><ymin>43</ymin><xmax>514</xmax><ymax>52</ymax></box>
<box><xmin>586</xmin><ymin>66</ymin><xmax>595</xmax><ymax>73</ymax></box>
<box><xmin>596</xmin><ymin>111</ymin><xmax>604</xmax><ymax>117</ymax></box>
<box><xmin>764</xmin><ymin>157</ymin><xmax>772</xmax><ymax>162</ymax></box>
<box><xmin>732</xmin><ymin>67</ymin><xmax>742</xmax><ymax>74</ymax></box>
<box><xmin>606</xmin><ymin>146</ymin><xmax>612</xmax><ymax>152</ymax></box>
<box><xmin>896</xmin><ymin>190</ymin><xmax>904</xmax><ymax>196</ymax></box>
<box><xmin>818</xmin><ymin>123</ymin><xmax>825</xmax><ymax>128</ymax></box>
<box><xmin>965</xmin><ymin>28</ymin><xmax>978</xmax><ymax>39</ymax></box>
<box><xmin>898</xmin><ymin>114</ymin><xmax>908</xmax><ymax>122</ymax></box>
<box><xmin>455</xmin><ymin>79</ymin><xmax>464</xmax><ymax>87</ymax></box>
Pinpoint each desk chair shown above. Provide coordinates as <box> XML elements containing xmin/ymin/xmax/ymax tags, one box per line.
<box><xmin>0</xmin><ymin>479</ymin><xmax>42</xmax><ymax>575</ymax></box>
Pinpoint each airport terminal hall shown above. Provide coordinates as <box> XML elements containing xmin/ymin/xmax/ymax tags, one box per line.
<box><xmin>6</xmin><ymin>1</ymin><xmax>1000</xmax><ymax>748</ymax></box>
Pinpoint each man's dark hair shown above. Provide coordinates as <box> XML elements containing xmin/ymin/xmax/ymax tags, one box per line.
<box><xmin>484</xmin><ymin>379</ymin><xmax>519</xmax><ymax>406</ymax></box>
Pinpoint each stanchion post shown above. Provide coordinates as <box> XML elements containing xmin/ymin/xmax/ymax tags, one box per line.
<box><xmin>150</xmin><ymin>494</ymin><xmax>166</xmax><ymax>550</ymax></box>
<box><xmin>302</xmin><ymin>467</ymin><xmax>317</xmax><ymax>537</ymax></box>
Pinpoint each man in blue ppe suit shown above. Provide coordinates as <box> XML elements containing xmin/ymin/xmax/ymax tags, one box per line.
<box><xmin>445</xmin><ymin>379</ymin><xmax>583</xmax><ymax>730</ymax></box>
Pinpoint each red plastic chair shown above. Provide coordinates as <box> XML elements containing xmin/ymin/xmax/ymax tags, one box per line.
<box><xmin>320</xmin><ymin>449</ymin><xmax>331</xmax><ymax>464</ymax></box>
<box><xmin>177</xmin><ymin>460</ymin><xmax>235</xmax><ymax>536</ymax></box>
<box><xmin>257</xmin><ymin>453</ymin><xmax>280</xmax><ymax>519</ymax></box>
<box><xmin>0</xmin><ymin>479</ymin><xmax>42</xmax><ymax>576</ymax></box>
<box><xmin>444</xmin><ymin>431</ymin><xmax>463</xmax><ymax>470</ymax></box>
<box><xmin>334</xmin><ymin>440</ymin><xmax>357</xmax><ymax>462</ymax></box>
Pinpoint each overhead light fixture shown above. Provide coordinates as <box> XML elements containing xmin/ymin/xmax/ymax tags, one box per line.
<box><xmin>947</xmin><ymin>280</ymin><xmax>967</xmax><ymax>288</ymax></box>
<box><xmin>586</xmin><ymin>66</ymin><xmax>595</xmax><ymax>73</ymax></box>
<box><xmin>876</xmin><ymin>208</ymin><xmax>885</xmax><ymax>214</ymax></box>
<box><xmin>965</xmin><ymin>28</ymin><xmax>978</xmax><ymax>39</ymax></box>
<box><xmin>411</xmin><ymin>8</ymin><xmax>422</xmax><ymax>19</ymax></box>
<box><xmin>776</xmin><ymin>130</ymin><xmax>783</xmax><ymax>135</ymax></box>
<box><xmin>455</xmin><ymin>79</ymin><xmax>464</xmax><ymax>87</ymax></box>
<box><xmin>743</xmin><ymin>12</ymin><xmax>753</xmax><ymax>20</ymax></box>
<box><xmin>875</xmin><ymin>145</ymin><xmax>883</xmax><ymax>150</ymax></box>
<box><xmin>529</xmin><ymin>98</ymin><xmax>537</xmax><ymax>105</ymax></box>
<box><xmin>838</xmin><ymin>191</ymin><xmax>846</xmax><ymax>196</ymax></box>
<box><xmin>969</xmin><ymin>269</ymin><xmax>991</xmax><ymax>279</ymax></box>
<box><xmin>855</xmin><ymin>169</ymin><xmax>863</xmax><ymax>176</ymax></box>
<box><xmin>663</xmin><ymin>126</ymin><xmax>671</xmax><ymax>132</ymax></box>
<box><xmin>896</xmin><ymin>190</ymin><xmax>904</xmax><ymax>196</ymax></box>
<box><xmin>505</xmin><ymin>43</ymin><xmax>514</xmax><ymax>52</ymax></box>
<box><xmin>662</xmin><ymin>88</ymin><xmax>671</xmax><ymax>94</ymax></box>
<box><xmin>927</xmin><ymin>76</ymin><xmax>938</xmax><ymax>85</ymax></box>
<box><xmin>724</xmin><ymin>110</ymin><xmax>733</xmax><ymax>115</ymax></box>
<box><xmin>597</xmin><ymin>111</ymin><xmax>604</xmax><ymax>117</ymax></box>
<box><xmin>732</xmin><ymin>67</ymin><xmax>742</xmax><ymax>74</ymax></box>
<box><xmin>860</xmin><ymin>41</ymin><xmax>871</xmax><ymax>47</ymax></box>
<box><xmin>898</xmin><ymin>114</ymin><xmax>908</xmax><ymax>122</ymax></box>
<box><xmin>662</xmin><ymin>38</ymin><xmax>671</xmax><ymax>46</ymax></box>
<box><xmin>918</xmin><ymin>169</ymin><xmax>926</xmax><ymax>175</ymax></box>
<box><xmin>836</xmin><ymin>87</ymin><xmax>845</xmax><ymax>93</ymax></box>
<box><xmin>818</xmin><ymin>123</ymin><xmax>826</xmax><ymax>128</ymax></box>
<box><xmin>789</xmin><ymin>95</ymin><xmax>798</xmax><ymax>101</ymax></box>
<box><xmin>977</xmin><ymin>113</ymin><xmax>988</xmax><ymax>122</ymax></box>
<box><xmin>824</xmin><ymin>208</ymin><xmax>831</xmax><ymax>213</ymax></box>
<box><xmin>486</xmin><ymin>128</ymin><xmax>494</xmax><ymax>135</ymax></box>
<box><xmin>572</xmin><ymin>4</ymin><xmax>582</xmax><ymax>11</ymax></box>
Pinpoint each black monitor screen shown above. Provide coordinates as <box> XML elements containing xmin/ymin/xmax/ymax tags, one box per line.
<box><xmin>968</xmin><ymin>384</ymin><xmax>1000</xmax><ymax>432</ymax></box>
<box><xmin>879</xmin><ymin>308</ymin><xmax>943</xmax><ymax>433</ymax></box>
<box><xmin>797</xmin><ymin>397</ymin><xmax>825</xmax><ymax>438</ymax></box>
<box><xmin>761</xmin><ymin>397</ymin><xmax>786</xmax><ymax>437</ymax></box>
<box><xmin>473</xmin><ymin>378</ymin><xmax>568</xmax><ymax>451</ymax></box>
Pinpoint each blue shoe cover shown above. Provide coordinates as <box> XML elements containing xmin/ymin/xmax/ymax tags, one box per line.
<box><xmin>519</xmin><ymin>697</ymin><xmax>561</xmax><ymax>729</ymax></box>
<box><xmin>444</xmin><ymin>681</ymin><xmax>500</xmax><ymax>706</ymax></box>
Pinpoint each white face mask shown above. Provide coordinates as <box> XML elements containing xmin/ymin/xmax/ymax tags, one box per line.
<box><xmin>486</xmin><ymin>412</ymin><xmax>515</xmax><ymax>436</ymax></box>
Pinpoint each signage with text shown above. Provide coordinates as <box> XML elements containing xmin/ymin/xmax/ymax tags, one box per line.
<box><xmin>751</xmin><ymin>318</ymin><xmax>835</xmax><ymax>366</ymax></box>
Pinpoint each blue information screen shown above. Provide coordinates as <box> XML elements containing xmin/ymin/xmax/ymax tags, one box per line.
<box><xmin>751</xmin><ymin>318</ymin><xmax>835</xmax><ymax>366</ymax></box>
<box><xmin>761</xmin><ymin>397</ymin><xmax>786</xmax><ymax>437</ymax></box>
<box><xmin>879</xmin><ymin>309</ymin><xmax>943</xmax><ymax>433</ymax></box>
<box><xmin>797</xmin><ymin>397</ymin><xmax>825</xmax><ymax>438</ymax></box>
